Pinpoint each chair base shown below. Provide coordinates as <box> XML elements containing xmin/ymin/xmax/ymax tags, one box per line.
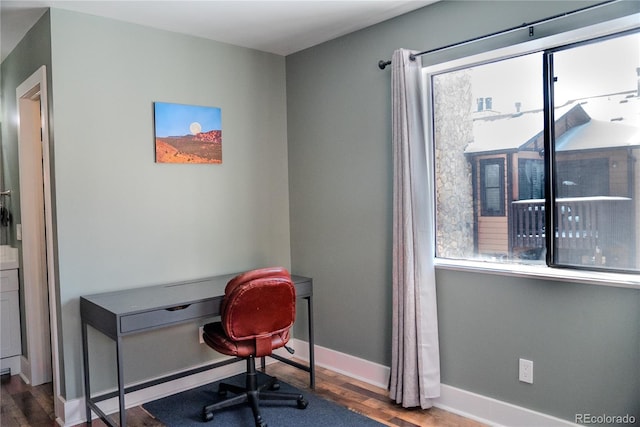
<box><xmin>202</xmin><ymin>356</ymin><xmax>308</xmax><ymax>427</ymax></box>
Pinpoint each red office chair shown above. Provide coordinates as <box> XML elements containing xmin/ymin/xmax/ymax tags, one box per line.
<box><xmin>201</xmin><ymin>267</ymin><xmax>308</xmax><ymax>427</ymax></box>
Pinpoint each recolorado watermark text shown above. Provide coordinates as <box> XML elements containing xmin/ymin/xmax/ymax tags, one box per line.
<box><xmin>575</xmin><ymin>413</ymin><xmax>636</xmax><ymax>424</ymax></box>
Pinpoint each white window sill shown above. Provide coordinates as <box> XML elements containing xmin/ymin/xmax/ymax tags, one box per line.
<box><xmin>434</xmin><ymin>258</ymin><xmax>640</xmax><ymax>290</ymax></box>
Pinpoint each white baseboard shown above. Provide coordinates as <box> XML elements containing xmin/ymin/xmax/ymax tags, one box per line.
<box><xmin>59</xmin><ymin>340</ymin><xmax>576</xmax><ymax>427</ymax></box>
<box><xmin>288</xmin><ymin>338</ymin><xmax>389</xmax><ymax>389</ymax></box>
<box><xmin>54</xmin><ymin>394</ymin><xmax>66</xmax><ymax>427</ymax></box>
<box><xmin>290</xmin><ymin>339</ymin><xmax>578</xmax><ymax>427</ymax></box>
<box><xmin>435</xmin><ymin>385</ymin><xmax>578</xmax><ymax>427</ymax></box>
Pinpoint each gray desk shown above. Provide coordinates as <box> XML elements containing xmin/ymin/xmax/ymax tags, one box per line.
<box><xmin>80</xmin><ymin>273</ymin><xmax>314</xmax><ymax>427</ymax></box>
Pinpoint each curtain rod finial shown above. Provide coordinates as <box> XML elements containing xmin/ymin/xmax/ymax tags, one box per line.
<box><xmin>378</xmin><ymin>60</ymin><xmax>391</xmax><ymax>70</ymax></box>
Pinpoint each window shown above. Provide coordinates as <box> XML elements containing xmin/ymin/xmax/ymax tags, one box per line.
<box><xmin>518</xmin><ymin>159</ymin><xmax>544</xmax><ymax>200</ymax></box>
<box><xmin>480</xmin><ymin>159</ymin><xmax>505</xmax><ymax>216</ymax></box>
<box><xmin>429</xmin><ymin>28</ymin><xmax>640</xmax><ymax>274</ymax></box>
<box><xmin>556</xmin><ymin>158</ymin><xmax>609</xmax><ymax>198</ymax></box>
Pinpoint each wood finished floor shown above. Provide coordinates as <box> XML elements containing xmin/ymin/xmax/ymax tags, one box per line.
<box><xmin>1</xmin><ymin>361</ymin><xmax>486</xmax><ymax>427</ymax></box>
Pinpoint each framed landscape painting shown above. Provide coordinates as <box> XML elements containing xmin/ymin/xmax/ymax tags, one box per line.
<box><xmin>154</xmin><ymin>102</ymin><xmax>222</xmax><ymax>164</ymax></box>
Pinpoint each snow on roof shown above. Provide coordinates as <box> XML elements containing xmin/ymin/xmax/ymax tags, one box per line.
<box><xmin>464</xmin><ymin>92</ymin><xmax>640</xmax><ymax>155</ymax></box>
<box><xmin>555</xmin><ymin>119</ymin><xmax>640</xmax><ymax>151</ymax></box>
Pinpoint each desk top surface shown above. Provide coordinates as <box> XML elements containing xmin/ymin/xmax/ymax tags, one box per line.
<box><xmin>81</xmin><ymin>273</ymin><xmax>311</xmax><ymax>316</ymax></box>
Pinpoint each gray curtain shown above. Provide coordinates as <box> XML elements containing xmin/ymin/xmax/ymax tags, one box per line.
<box><xmin>389</xmin><ymin>49</ymin><xmax>441</xmax><ymax>409</ymax></box>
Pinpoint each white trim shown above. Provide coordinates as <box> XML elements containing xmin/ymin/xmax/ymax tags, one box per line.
<box><xmin>38</xmin><ymin>64</ymin><xmax>62</xmax><ymax>411</ymax></box>
<box><xmin>16</xmin><ymin>65</ymin><xmax>62</xmax><ymax>413</ymax></box>
<box><xmin>289</xmin><ymin>338</ymin><xmax>389</xmax><ymax>389</ymax></box>
<box><xmin>53</xmin><ymin>394</ymin><xmax>66</xmax><ymax>427</ymax></box>
<box><xmin>16</xmin><ymin>65</ymin><xmax>53</xmax><ymax>385</ymax></box>
<box><xmin>435</xmin><ymin>258</ymin><xmax>640</xmax><ymax>290</ymax></box>
<box><xmin>20</xmin><ymin>355</ymin><xmax>30</xmax><ymax>383</ymax></box>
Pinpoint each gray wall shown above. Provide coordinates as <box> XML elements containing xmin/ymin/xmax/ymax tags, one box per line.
<box><xmin>437</xmin><ymin>270</ymin><xmax>639</xmax><ymax>422</ymax></box>
<box><xmin>46</xmin><ymin>8</ymin><xmax>290</xmax><ymax>399</ymax></box>
<box><xmin>0</xmin><ymin>10</ymin><xmax>51</xmax><ymax>248</ymax></box>
<box><xmin>286</xmin><ymin>0</ymin><xmax>639</xmax><ymax>423</ymax></box>
<box><xmin>0</xmin><ymin>9</ymin><xmax>52</xmax><ymax>357</ymax></box>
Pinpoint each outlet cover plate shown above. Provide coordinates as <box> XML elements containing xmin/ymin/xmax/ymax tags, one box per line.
<box><xmin>519</xmin><ymin>358</ymin><xmax>533</xmax><ymax>384</ymax></box>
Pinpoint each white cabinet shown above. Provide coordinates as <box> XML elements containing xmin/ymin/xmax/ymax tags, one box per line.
<box><xmin>1</xmin><ymin>268</ymin><xmax>21</xmax><ymax>359</ymax></box>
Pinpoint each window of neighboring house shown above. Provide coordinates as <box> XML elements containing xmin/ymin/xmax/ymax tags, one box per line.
<box><xmin>518</xmin><ymin>159</ymin><xmax>545</xmax><ymax>200</ymax></box>
<box><xmin>429</xmin><ymin>25</ymin><xmax>640</xmax><ymax>274</ymax></box>
<box><xmin>556</xmin><ymin>158</ymin><xmax>609</xmax><ymax>198</ymax></box>
<box><xmin>480</xmin><ymin>159</ymin><xmax>505</xmax><ymax>216</ymax></box>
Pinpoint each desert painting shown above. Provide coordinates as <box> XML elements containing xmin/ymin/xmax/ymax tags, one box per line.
<box><xmin>154</xmin><ymin>102</ymin><xmax>222</xmax><ymax>164</ymax></box>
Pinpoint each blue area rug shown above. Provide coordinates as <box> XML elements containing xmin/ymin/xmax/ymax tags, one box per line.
<box><xmin>143</xmin><ymin>372</ymin><xmax>385</xmax><ymax>426</ymax></box>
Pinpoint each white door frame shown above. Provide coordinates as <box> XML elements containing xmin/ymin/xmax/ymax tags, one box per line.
<box><xmin>16</xmin><ymin>66</ymin><xmax>62</xmax><ymax>416</ymax></box>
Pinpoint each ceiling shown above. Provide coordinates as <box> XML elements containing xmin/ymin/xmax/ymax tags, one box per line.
<box><xmin>1</xmin><ymin>0</ymin><xmax>437</xmax><ymax>62</ymax></box>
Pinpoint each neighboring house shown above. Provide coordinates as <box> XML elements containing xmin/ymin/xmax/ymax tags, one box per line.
<box><xmin>465</xmin><ymin>91</ymin><xmax>640</xmax><ymax>268</ymax></box>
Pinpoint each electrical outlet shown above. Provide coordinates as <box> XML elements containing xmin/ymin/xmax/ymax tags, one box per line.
<box><xmin>519</xmin><ymin>358</ymin><xmax>533</xmax><ymax>384</ymax></box>
<box><xmin>198</xmin><ymin>326</ymin><xmax>204</xmax><ymax>344</ymax></box>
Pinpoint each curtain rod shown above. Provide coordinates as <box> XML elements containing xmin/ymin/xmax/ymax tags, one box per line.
<box><xmin>377</xmin><ymin>0</ymin><xmax>618</xmax><ymax>70</ymax></box>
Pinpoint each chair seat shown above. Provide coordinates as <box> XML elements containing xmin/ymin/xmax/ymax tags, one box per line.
<box><xmin>203</xmin><ymin>322</ymin><xmax>290</xmax><ymax>358</ymax></box>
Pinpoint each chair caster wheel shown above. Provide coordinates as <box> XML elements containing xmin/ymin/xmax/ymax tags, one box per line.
<box><xmin>202</xmin><ymin>410</ymin><xmax>213</xmax><ymax>422</ymax></box>
<box><xmin>269</xmin><ymin>382</ymin><xmax>280</xmax><ymax>391</ymax></box>
<box><xmin>255</xmin><ymin>416</ymin><xmax>268</xmax><ymax>427</ymax></box>
<box><xmin>297</xmin><ymin>397</ymin><xmax>309</xmax><ymax>409</ymax></box>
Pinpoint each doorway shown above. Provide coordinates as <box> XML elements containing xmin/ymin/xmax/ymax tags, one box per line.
<box><xmin>16</xmin><ymin>66</ymin><xmax>60</xmax><ymax>408</ymax></box>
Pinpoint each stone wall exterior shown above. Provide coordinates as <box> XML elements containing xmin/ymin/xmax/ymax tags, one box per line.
<box><xmin>432</xmin><ymin>70</ymin><xmax>475</xmax><ymax>258</ymax></box>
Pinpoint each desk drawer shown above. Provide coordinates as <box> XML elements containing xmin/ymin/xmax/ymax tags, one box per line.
<box><xmin>120</xmin><ymin>299</ymin><xmax>220</xmax><ymax>333</ymax></box>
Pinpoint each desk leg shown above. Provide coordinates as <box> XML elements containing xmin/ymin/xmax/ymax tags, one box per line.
<box><xmin>116</xmin><ymin>336</ymin><xmax>126</xmax><ymax>427</ymax></box>
<box><xmin>81</xmin><ymin>321</ymin><xmax>92</xmax><ymax>425</ymax></box>
<box><xmin>306</xmin><ymin>295</ymin><xmax>315</xmax><ymax>389</ymax></box>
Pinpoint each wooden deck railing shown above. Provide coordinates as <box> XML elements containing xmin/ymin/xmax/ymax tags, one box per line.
<box><xmin>511</xmin><ymin>197</ymin><xmax>632</xmax><ymax>250</ymax></box>
<box><xmin>511</xmin><ymin>199</ymin><xmax>546</xmax><ymax>249</ymax></box>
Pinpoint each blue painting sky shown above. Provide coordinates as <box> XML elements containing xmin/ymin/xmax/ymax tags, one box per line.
<box><xmin>154</xmin><ymin>102</ymin><xmax>222</xmax><ymax>137</ymax></box>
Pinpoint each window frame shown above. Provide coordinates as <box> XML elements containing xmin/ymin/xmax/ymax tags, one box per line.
<box><xmin>423</xmin><ymin>12</ymin><xmax>640</xmax><ymax>287</ymax></box>
<box><xmin>543</xmin><ymin>30</ymin><xmax>639</xmax><ymax>273</ymax></box>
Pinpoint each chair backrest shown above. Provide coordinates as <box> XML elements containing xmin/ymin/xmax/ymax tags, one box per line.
<box><xmin>221</xmin><ymin>267</ymin><xmax>296</xmax><ymax>347</ymax></box>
